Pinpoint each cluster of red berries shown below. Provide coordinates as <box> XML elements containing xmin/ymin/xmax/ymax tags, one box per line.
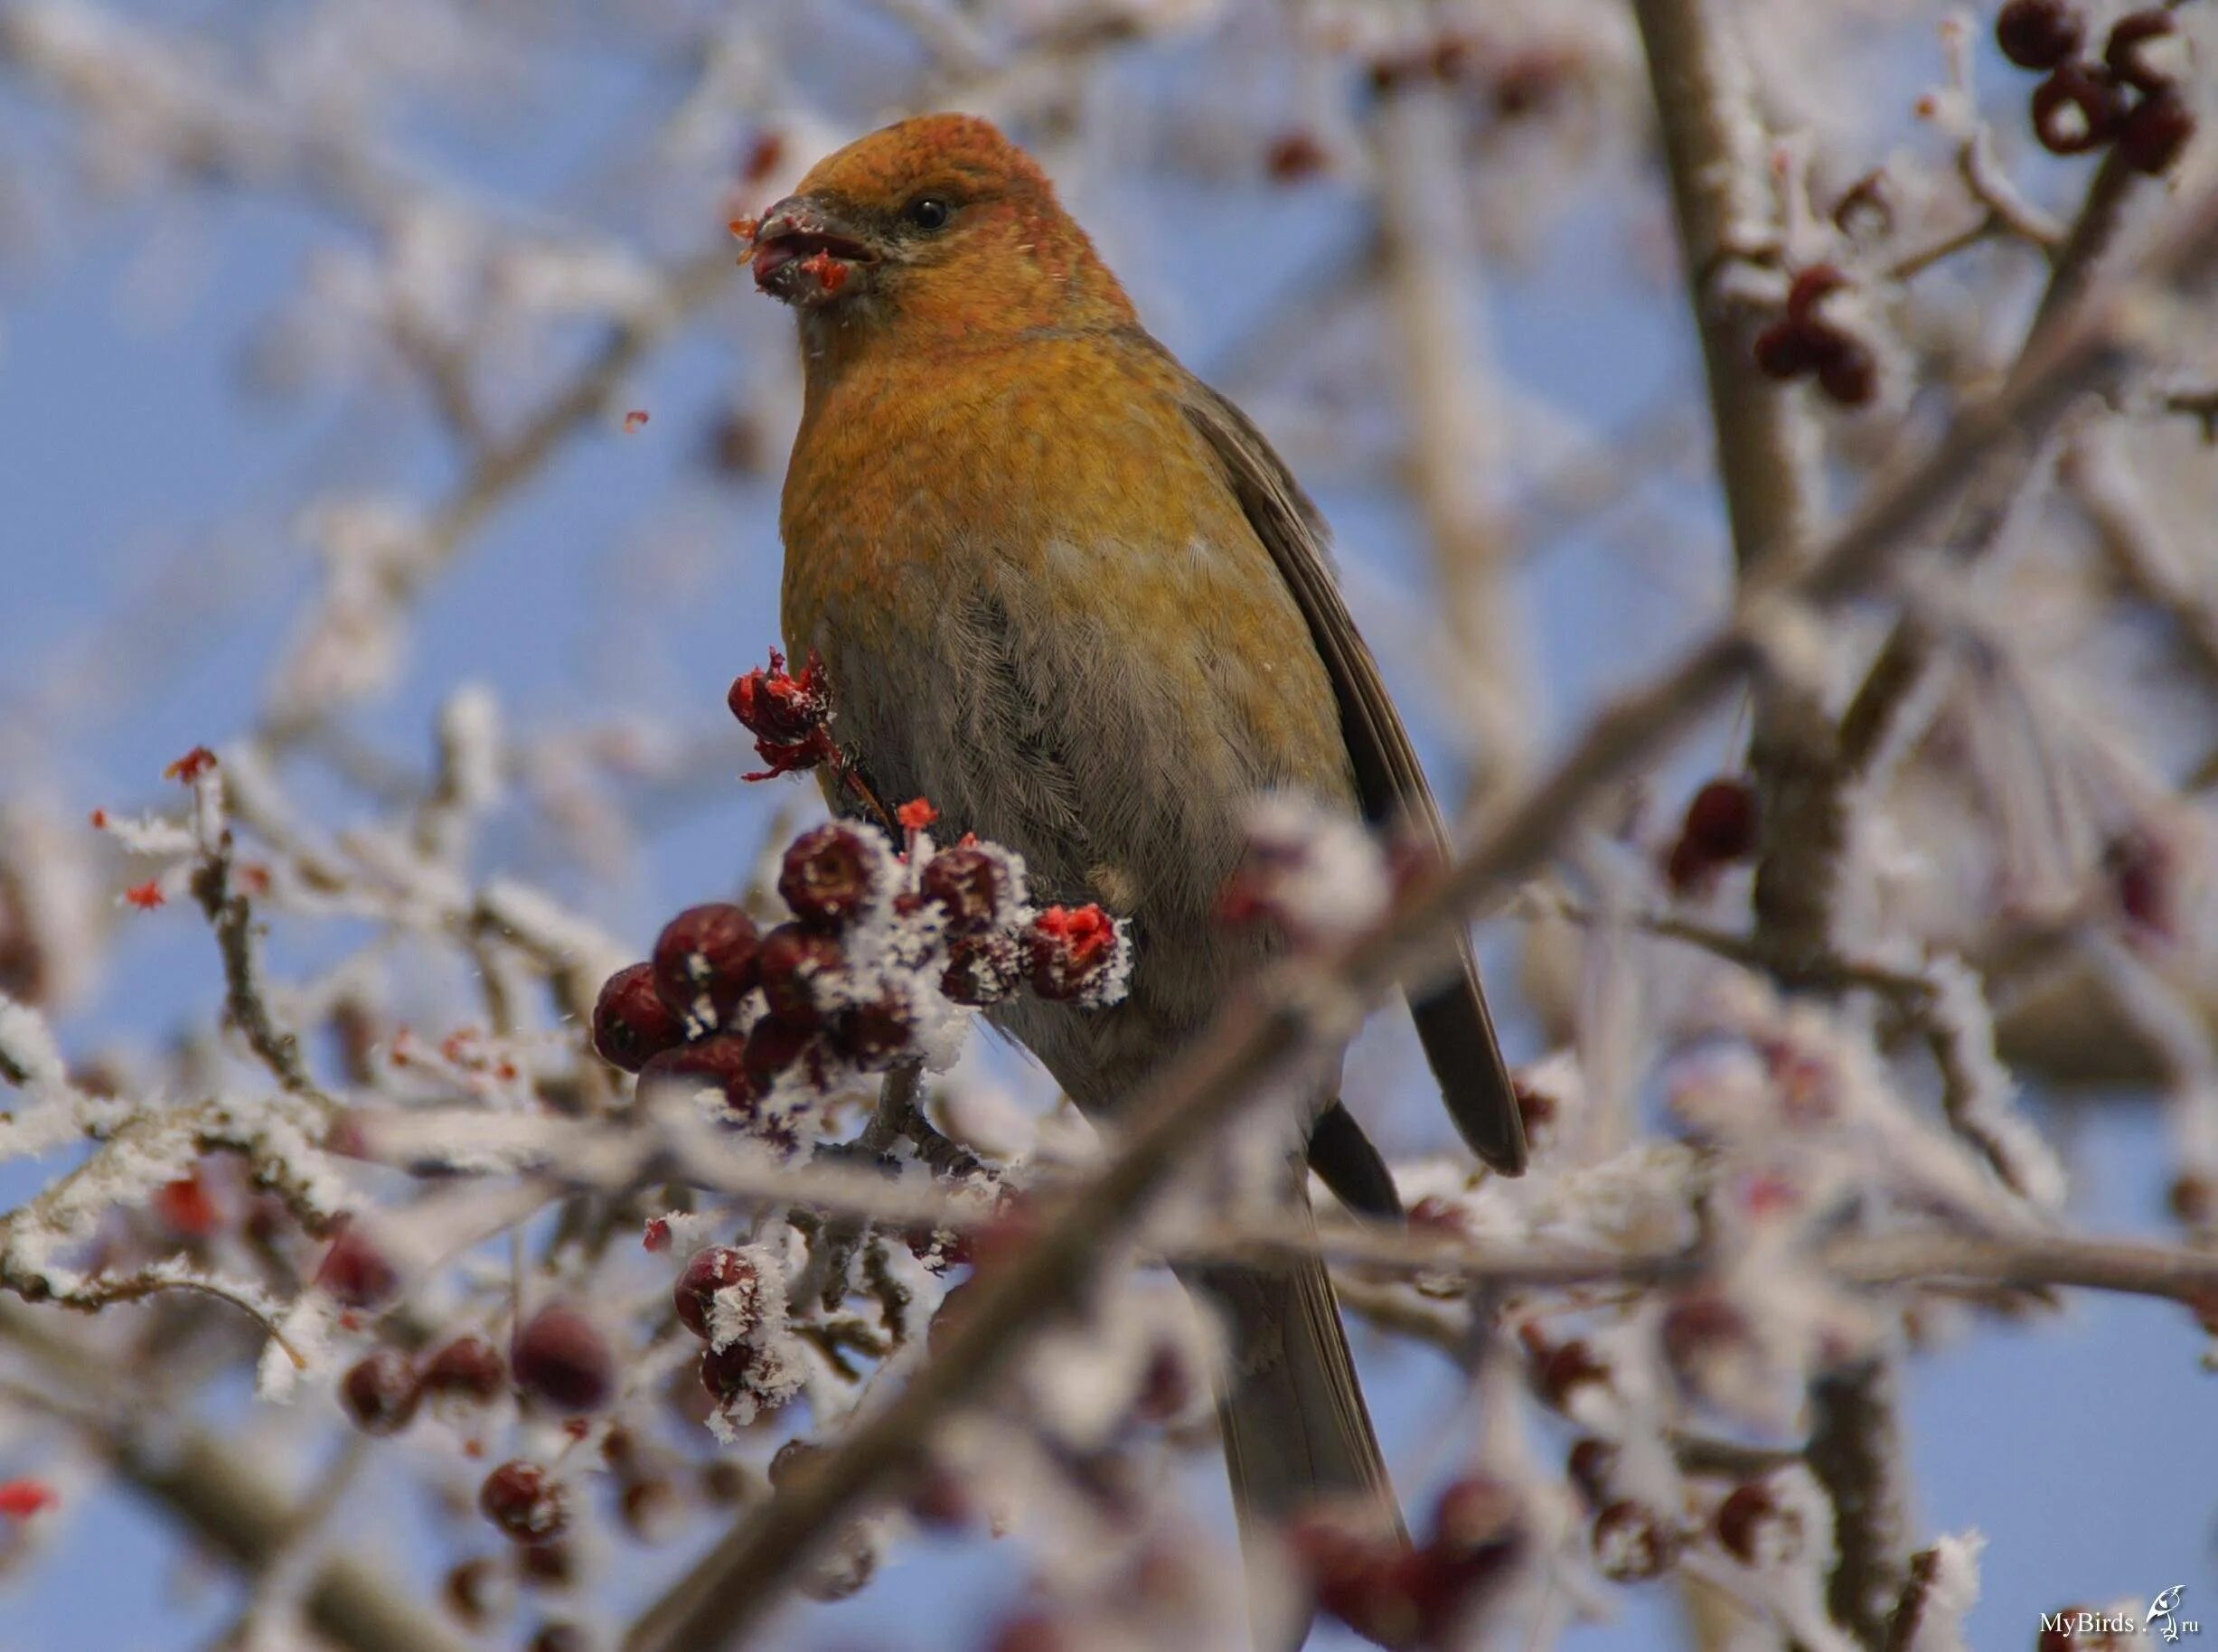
<box><xmin>1291</xmin><ymin>1478</ymin><xmax>1525</xmax><ymax>1648</ymax></box>
<box><xmin>334</xmin><ymin>1301</ymin><xmax>620</xmax><ymax>1438</ymax></box>
<box><xmin>1996</xmin><ymin>1</ymin><xmax>2195</xmax><ymax>174</ymax></box>
<box><xmin>594</xmin><ymin>807</ymin><xmax>1126</xmax><ymax>1142</ymax></box>
<box><xmin>1663</xmin><ymin>775</ymin><xmax>1762</xmax><ymax>895</ymax></box>
<box><xmin>670</xmin><ymin>1244</ymin><xmax>794</xmax><ymax>1423</ymax></box>
<box><xmin>1753</xmin><ymin>267</ymin><xmax>1877</xmax><ymax>408</ymax></box>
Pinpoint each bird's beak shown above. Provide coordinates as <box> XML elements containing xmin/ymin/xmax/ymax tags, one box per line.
<box><xmin>751</xmin><ymin>196</ymin><xmax>878</xmax><ymax>305</ymax></box>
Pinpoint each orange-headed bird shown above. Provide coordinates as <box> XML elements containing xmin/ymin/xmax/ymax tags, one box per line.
<box><xmin>755</xmin><ymin>111</ymin><xmax>1525</xmax><ymax>1638</ymax></box>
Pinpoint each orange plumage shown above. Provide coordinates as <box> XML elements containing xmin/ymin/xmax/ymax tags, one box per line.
<box><xmin>752</xmin><ymin>112</ymin><xmax>1525</xmax><ymax>1643</ymax></box>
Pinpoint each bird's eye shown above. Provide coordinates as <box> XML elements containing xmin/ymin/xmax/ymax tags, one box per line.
<box><xmin>905</xmin><ymin>196</ymin><xmax>953</xmax><ymax>231</ymax></box>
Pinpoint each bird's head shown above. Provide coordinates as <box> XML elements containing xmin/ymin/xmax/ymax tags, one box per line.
<box><xmin>749</xmin><ymin>114</ymin><xmax>1132</xmax><ymax>348</ymax></box>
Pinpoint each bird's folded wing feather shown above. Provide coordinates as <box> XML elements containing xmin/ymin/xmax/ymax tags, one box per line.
<box><xmin>1179</xmin><ymin>380</ymin><xmax>1528</xmax><ymax>1176</ymax></box>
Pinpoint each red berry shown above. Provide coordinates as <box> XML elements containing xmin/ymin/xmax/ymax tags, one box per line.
<box><xmin>480</xmin><ymin>1461</ymin><xmax>567</xmax><ymax>1544</ymax></box>
<box><xmin>591</xmin><ymin>962</ymin><xmax>684</xmax><ymax>1072</ymax></box>
<box><xmin>700</xmin><ymin>1338</ymin><xmax>766</xmax><ymax>1404</ymax></box>
<box><xmin>1566</xmin><ymin>1437</ymin><xmax>1617</xmax><ymax>1506</ymax></box>
<box><xmin>511</xmin><ymin>1304</ymin><xmax>616</xmax><ymax>1413</ymax></box>
<box><xmin>2118</xmin><ymin>90</ymin><xmax>2195</xmax><ymax>174</ymax></box>
<box><xmin>651</xmin><ymin>905</ymin><xmax>760</xmax><ymax>1028</ymax></box>
<box><xmin>1264</xmin><ymin>131</ymin><xmax>1328</xmax><ymax>183</ymax></box>
<box><xmin>942</xmin><ymin>932</ymin><xmax>1020</xmax><ymax>1006</ymax></box>
<box><xmin>638</xmin><ymin>1035</ymin><xmax>755</xmax><ymax>1109</ymax></box>
<box><xmin>1533</xmin><ymin>1338</ymin><xmax>1610</xmax><ymax>1410</ymax></box>
<box><xmin>756</xmin><ymin>923</ymin><xmax>846</xmax><ymax>1028</ymax></box>
<box><xmin>2031</xmin><ymin>64</ymin><xmax>2125</xmax><ymax>155</ymax></box>
<box><xmin>1715</xmin><ymin>1482</ymin><xmax>1786</xmax><ymax>1564</ymax></box>
<box><xmin>1784</xmin><ymin>265</ymin><xmax>1848</xmax><ymax>321</ymax></box>
<box><xmin>778</xmin><ymin>823</ymin><xmax>882</xmax><ymax>928</ymax></box>
<box><xmin>918</xmin><ymin>846</ymin><xmax>1010</xmax><ymax>934</ymax></box>
<box><xmin>727</xmin><ymin>647</ymin><xmax>829</xmax><ymax>745</ymax></box>
<box><xmin>1020</xmin><ymin>905</ymin><xmax>1122</xmax><ymax>1002</ymax></box>
<box><xmin>518</xmin><ymin>1541</ymin><xmax>574</xmax><ymax>1588</ymax></box>
<box><xmin>832</xmin><ymin>985</ymin><xmax>913</xmax><ymax>1069</ymax></box>
<box><xmin>2105</xmin><ymin>827</ymin><xmax>2174</xmax><ymax>934</ymax></box>
<box><xmin>1813</xmin><ymin>331</ymin><xmax>1879</xmax><ymax>407</ymax></box>
<box><xmin>2167</xmin><ymin>1173</ymin><xmax>2213</xmax><ymax>1225</ymax></box>
<box><xmin>420</xmin><ymin>1334</ymin><xmax>506</xmax><ymax>1403</ymax></box>
<box><xmin>1592</xmin><ymin>1499</ymin><xmax>1680</xmax><ymax>1581</ymax></box>
<box><xmin>673</xmin><ymin>1246</ymin><xmax>760</xmax><ymax>1341</ymax></box>
<box><xmin>2105</xmin><ymin>10</ymin><xmax>2179</xmax><ymax>92</ymax></box>
<box><xmin>339</xmin><ymin>1350</ymin><xmax>419</xmax><ymax>1435</ymax></box>
<box><xmin>1660</xmin><ymin>1291</ymin><xmax>1751</xmax><ymax>1377</ymax></box>
<box><xmin>1680</xmin><ymin>779</ymin><xmax>1761</xmax><ymax>862</ymax></box>
<box><xmin>1753</xmin><ymin>318</ymin><xmax>1820</xmax><ymax>380</ymax></box>
<box><xmin>527</xmin><ymin>1624</ymin><xmax>589</xmax><ymax>1652</ymax></box>
<box><xmin>442</xmin><ymin>1557</ymin><xmax>504</xmax><ymax>1628</ymax></box>
<box><xmin>741</xmin><ymin>1015</ymin><xmax>816</xmax><ymax>1090</ymax></box>
<box><xmin>315</xmin><ymin>1222</ymin><xmax>399</xmax><ymax>1309</ymax></box>
<box><xmin>1996</xmin><ymin>0</ymin><xmax>2082</xmax><ymax>70</ymax></box>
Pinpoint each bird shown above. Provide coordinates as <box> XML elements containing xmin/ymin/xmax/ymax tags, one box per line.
<box><xmin>755</xmin><ymin>111</ymin><xmax>1526</xmax><ymax>1638</ymax></box>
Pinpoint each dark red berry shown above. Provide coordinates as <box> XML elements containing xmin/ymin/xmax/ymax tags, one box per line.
<box><xmin>740</xmin><ymin>1015</ymin><xmax>815</xmax><ymax>1091</ymax></box>
<box><xmin>443</xmin><ymin>1556</ymin><xmax>505</xmax><ymax>1629</ymax></box>
<box><xmin>1714</xmin><ymin>1482</ymin><xmax>1780</xmax><ymax>1564</ymax></box>
<box><xmin>638</xmin><ymin>1035</ymin><xmax>755</xmax><ymax>1109</ymax></box>
<box><xmin>1021</xmin><ymin>904</ymin><xmax>1122</xmax><ymax>1001</ymax></box>
<box><xmin>832</xmin><ymin>986</ymin><xmax>914</xmax><ymax>1069</ymax></box>
<box><xmin>511</xmin><ymin>1304</ymin><xmax>616</xmax><ymax>1413</ymax></box>
<box><xmin>2105</xmin><ymin>827</ymin><xmax>2174</xmax><ymax>934</ymax></box>
<box><xmin>480</xmin><ymin>1461</ymin><xmax>567</xmax><ymax>1544</ymax></box>
<box><xmin>1264</xmin><ymin>131</ymin><xmax>1328</xmax><ymax>183</ymax></box>
<box><xmin>518</xmin><ymin>1541</ymin><xmax>574</xmax><ymax>1588</ymax></box>
<box><xmin>700</xmin><ymin>1338</ymin><xmax>765</xmax><ymax>1404</ymax></box>
<box><xmin>942</xmin><ymin>932</ymin><xmax>1020</xmax><ymax>1006</ymax></box>
<box><xmin>756</xmin><ymin>924</ymin><xmax>846</xmax><ymax>1028</ymax></box>
<box><xmin>339</xmin><ymin>1350</ymin><xmax>419</xmax><ymax>1435</ymax></box>
<box><xmin>527</xmin><ymin>1624</ymin><xmax>589</xmax><ymax>1652</ymax></box>
<box><xmin>2119</xmin><ymin>90</ymin><xmax>2195</xmax><ymax>174</ymax></box>
<box><xmin>651</xmin><ymin>905</ymin><xmax>760</xmax><ymax>1028</ymax></box>
<box><xmin>315</xmin><ymin>1221</ymin><xmax>399</xmax><ymax>1309</ymax></box>
<box><xmin>918</xmin><ymin>846</ymin><xmax>1009</xmax><ymax>934</ymax></box>
<box><xmin>1660</xmin><ymin>1291</ymin><xmax>1751</xmax><ymax>1376</ymax></box>
<box><xmin>1996</xmin><ymin>0</ymin><xmax>2083</xmax><ymax>70</ymax></box>
<box><xmin>1784</xmin><ymin>265</ymin><xmax>1848</xmax><ymax>321</ymax></box>
<box><xmin>1566</xmin><ymin>1437</ymin><xmax>1617</xmax><ymax>1507</ymax></box>
<box><xmin>727</xmin><ymin>649</ymin><xmax>835</xmax><ymax>779</ymax></box>
<box><xmin>1681</xmin><ymin>779</ymin><xmax>1761</xmax><ymax>862</ymax></box>
<box><xmin>1592</xmin><ymin>1499</ymin><xmax>1680</xmax><ymax>1581</ymax></box>
<box><xmin>2106</xmin><ymin>9</ymin><xmax>2179</xmax><ymax>92</ymax></box>
<box><xmin>1815</xmin><ymin>333</ymin><xmax>1878</xmax><ymax>407</ymax></box>
<box><xmin>778</xmin><ymin>823</ymin><xmax>881</xmax><ymax>929</ymax></box>
<box><xmin>673</xmin><ymin>1246</ymin><xmax>760</xmax><ymax>1341</ymax></box>
<box><xmin>619</xmin><ymin>1474</ymin><xmax>681</xmax><ymax>1541</ymax></box>
<box><xmin>2031</xmin><ymin>64</ymin><xmax>2125</xmax><ymax>155</ymax></box>
<box><xmin>420</xmin><ymin>1334</ymin><xmax>506</xmax><ymax>1403</ymax></box>
<box><xmin>1533</xmin><ymin>1338</ymin><xmax>1610</xmax><ymax>1410</ymax></box>
<box><xmin>1753</xmin><ymin>318</ymin><xmax>1820</xmax><ymax>380</ymax></box>
<box><xmin>2167</xmin><ymin>1173</ymin><xmax>2213</xmax><ymax>1225</ymax></box>
<box><xmin>591</xmin><ymin>962</ymin><xmax>684</xmax><ymax>1072</ymax></box>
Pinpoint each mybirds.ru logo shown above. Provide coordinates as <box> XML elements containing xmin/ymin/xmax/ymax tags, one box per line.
<box><xmin>2044</xmin><ymin>1588</ymin><xmax>2202</xmax><ymax>1643</ymax></box>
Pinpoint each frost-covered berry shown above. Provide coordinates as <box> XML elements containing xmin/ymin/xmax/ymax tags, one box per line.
<box><xmin>699</xmin><ymin>1338</ymin><xmax>767</xmax><ymax>1404</ymax></box>
<box><xmin>1592</xmin><ymin>1499</ymin><xmax>1681</xmax><ymax>1581</ymax></box>
<box><xmin>741</xmin><ymin>1015</ymin><xmax>816</xmax><ymax>1091</ymax></box>
<box><xmin>778</xmin><ymin>823</ymin><xmax>883</xmax><ymax>928</ymax></box>
<box><xmin>673</xmin><ymin>1246</ymin><xmax>759</xmax><ymax>1341</ymax></box>
<box><xmin>512</xmin><ymin>1305</ymin><xmax>616</xmax><ymax>1413</ymax></box>
<box><xmin>1531</xmin><ymin>1337</ymin><xmax>1610</xmax><ymax>1411</ymax></box>
<box><xmin>340</xmin><ymin>1350</ymin><xmax>419</xmax><ymax>1435</ymax></box>
<box><xmin>638</xmin><ymin>1035</ymin><xmax>755</xmax><ymax>1110</ymax></box>
<box><xmin>315</xmin><ymin>1222</ymin><xmax>399</xmax><ymax>1309</ymax></box>
<box><xmin>1567</xmin><ymin>1437</ymin><xmax>1617</xmax><ymax>1507</ymax></box>
<box><xmin>420</xmin><ymin>1334</ymin><xmax>507</xmax><ymax>1403</ymax></box>
<box><xmin>728</xmin><ymin>648</ymin><xmax>835</xmax><ymax>779</ymax></box>
<box><xmin>1021</xmin><ymin>905</ymin><xmax>1124</xmax><ymax>1002</ymax></box>
<box><xmin>756</xmin><ymin>924</ymin><xmax>847</xmax><ymax>1028</ymax></box>
<box><xmin>1996</xmin><ymin>0</ymin><xmax>2082</xmax><ymax>70</ymax></box>
<box><xmin>652</xmin><ymin>905</ymin><xmax>760</xmax><ymax>1028</ymax></box>
<box><xmin>592</xmin><ymin>962</ymin><xmax>685</xmax><ymax>1072</ymax></box>
<box><xmin>832</xmin><ymin>985</ymin><xmax>914</xmax><ymax>1070</ymax></box>
<box><xmin>1715</xmin><ymin>1480</ymin><xmax>1803</xmax><ymax>1565</ymax></box>
<box><xmin>942</xmin><ymin>933</ymin><xmax>1021</xmax><ymax>1007</ymax></box>
<box><xmin>2119</xmin><ymin>90</ymin><xmax>2195</xmax><ymax>174</ymax></box>
<box><xmin>920</xmin><ymin>845</ymin><xmax>1012</xmax><ymax>934</ymax></box>
<box><xmin>2031</xmin><ymin>64</ymin><xmax>2125</xmax><ymax>155</ymax></box>
<box><xmin>480</xmin><ymin>1461</ymin><xmax>567</xmax><ymax>1544</ymax></box>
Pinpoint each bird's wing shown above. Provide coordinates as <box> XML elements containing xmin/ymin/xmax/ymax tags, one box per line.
<box><xmin>1179</xmin><ymin>380</ymin><xmax>1528</xmax><ymax>1176</ymax></box>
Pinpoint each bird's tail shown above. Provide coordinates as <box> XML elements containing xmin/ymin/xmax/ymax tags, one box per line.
<box><xmin>1184</xmin><ymin>1253</ymin><xmax>1400</xmax><ymax>1650</ymax></box>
